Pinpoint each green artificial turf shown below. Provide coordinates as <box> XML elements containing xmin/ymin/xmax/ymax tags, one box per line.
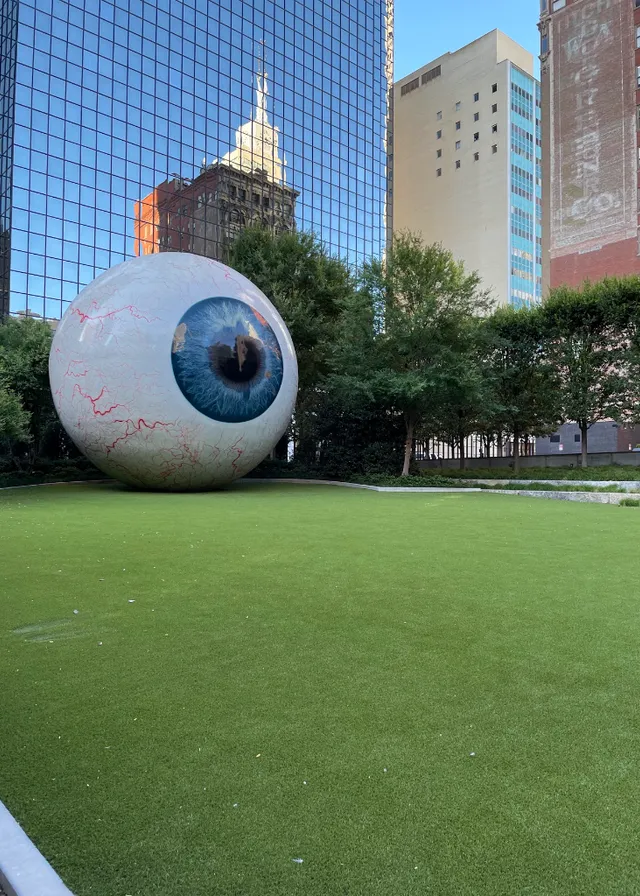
<box><xmin>1</xmin><ymin>482</ymin><xmax>640</xmax><ymax>895</ymax></box>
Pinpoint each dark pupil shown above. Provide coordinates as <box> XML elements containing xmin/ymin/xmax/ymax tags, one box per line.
<box><xmin>208</xmin><ymin>336</ymin><xmax>263</xmax><ymax>385</ymax></box>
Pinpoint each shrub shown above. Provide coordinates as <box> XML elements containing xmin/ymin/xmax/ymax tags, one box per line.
<box><xmin>619</xmin><ymin>498</ymin><xmax>640</xmax><ymax>507</ymax></box>
<box><xmin>0</xmin><ymin>457</ymin><xmax>104</xmax><ymax>489</ymax></box>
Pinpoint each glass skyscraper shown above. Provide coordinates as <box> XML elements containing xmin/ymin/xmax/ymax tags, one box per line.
<box><xmin>0</xmin><ymin>0</ymin><xmax>393</xmax><ymax>321</ymax></box>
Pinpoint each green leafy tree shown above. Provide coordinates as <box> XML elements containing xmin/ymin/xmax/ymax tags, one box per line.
<box><xmin>597</xmin><ymin>277</ymin><xmax>640</xmax><ymax>427</ymax></box>
<box><xmin>0</xmin><ymin>387</ymin><xmax>30</xmax><ymax>446</ymax></box>
<box><xmin>483</xmin><ymin>306</ymin><xmax>560</xmax><ymax>473</ymax></box>
<box><xmin>335</xmin><ymin>234</ymin><xmax>491</xmax><ymax>476</ymax></box>
<box><xmin>226</xmin><ymin>226</ymin><xmax>354</xmax><ymax>459</ymax></box>
<box><xmin>0</xmin><ymin>316</ymin><xmax>56</xmax><ymax>467</ymax></box>
<box><xmin>433</xmin><ymin>320</ymin><xmax>493</xmax><ymax>470</ymax></box>
<box><xmin>323</xmin><ymin>287</ymin><xmax>406</xmax><ymax>473</ymax></box>
<box><xmin>542</xmin><ymin>283</ymin><xmax>632</xmax><ymax>467</ymax></box>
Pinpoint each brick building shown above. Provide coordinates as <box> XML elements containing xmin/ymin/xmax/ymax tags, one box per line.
<box><xmin>134</xmin><ymin>164</ymin><xmax>298</xmax><ymax>261</ymax></box>
<box><xmin>539</xmin><ymin>0</ymin><xmax>640</xmax><ymax>291</ymax></box>
<box><xmin>134</xmin><ymin>73</ymin><xmax>298</xmax><ymax>261</ymax></box>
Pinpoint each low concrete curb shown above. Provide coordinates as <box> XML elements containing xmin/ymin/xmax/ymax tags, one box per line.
<box><xmin>468</xmin><ymin>478</ymin><xmax>640</xmax><ymax>491</ymax></box>
<box><xmin>480</xmin><ymin>489</ymin><xmax>639</xmax><ymax>504</ymax></box>
<box><xmin>249</xmin><ymin>479</ymin><xmax>640</xmax><ymax>503</ymax></box>
<box><xmin>2</xmin><ymin>477</ymin><xmax>639</xmax><ymax>504</ymax></box>
<box><xmin>247</xmin><ymin>478</ymin><xmax>482</xmax><ymax>493</ymax></box>
<box><xmin>0</xmin><ymin>800</ymin><xmax>73</xmax><ymax>896</ymax></box>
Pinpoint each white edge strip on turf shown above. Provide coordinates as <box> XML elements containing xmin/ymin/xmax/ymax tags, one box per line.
<box><xmin>0</xmin><ymin>800</ymin><xmax>74</xmax><ymax>896</ymax></box>
<box><xmin>0</xmin><ymin>479</ymin><xmax>112</xmax><ymax>491</ymax></box>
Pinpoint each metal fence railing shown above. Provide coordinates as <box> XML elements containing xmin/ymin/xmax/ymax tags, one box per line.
<box><xmin>414</xmin><ymin>436</ymin><xmax>536</xmax><ymax>462</ymax></box>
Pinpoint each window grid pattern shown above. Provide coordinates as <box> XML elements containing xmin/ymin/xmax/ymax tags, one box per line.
<box><xmin>0</xmin><ymin>0</ymin><xmax>17</xmax><ymax>317</ymax></box>
<box><xmin>4</xmin><ymin>0</ymin><xmax>393</xmax><ymax>320</ymax></box>
<box><xmin>509</xmin><ymin>66</ymin><xmax>541</xmax><ymax>309</ymax></box>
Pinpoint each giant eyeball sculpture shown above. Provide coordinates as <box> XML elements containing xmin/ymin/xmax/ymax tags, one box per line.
<box><xmin>49</xmin><ymin>253</ymin><xmax>298</xmax><ymax>490</ymax></box>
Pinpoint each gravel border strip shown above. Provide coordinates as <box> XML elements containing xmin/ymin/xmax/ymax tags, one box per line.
<box><xmin>0</xmin><ymin>800</ymin><xmax>74</xmax><ymax>896</ymax></box>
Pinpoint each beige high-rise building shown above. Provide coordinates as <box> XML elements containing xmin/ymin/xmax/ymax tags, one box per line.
<box><xmin>393</xmin><ymin>30</ymin><xmax>542</xmax><ymax>308</ymax></box>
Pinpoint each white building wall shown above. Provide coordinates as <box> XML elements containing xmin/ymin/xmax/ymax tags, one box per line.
<box><xmin>393</xmin><ymin>30</ymin><xmax>536</xmax><ymax>308</ymax></box>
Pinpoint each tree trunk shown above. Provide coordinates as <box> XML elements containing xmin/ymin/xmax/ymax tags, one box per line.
<box><xmin>497</xmin><ymin>433</ymin><xmax>503</xmax><ymax>458</ymax></box>
<box><xmin>513</xmin><ymin>428</ymin><xmax>521</xmax><ymax>474</ymax></box>
<box><xmin>273</xmin><ymin>432</ymin><xmax>289</xmax><ymax>461</ymax></box>
<box><xmin>581</xmin><ymin>422</ymin><xmax>588</xmax><ymax>468</ymax></box>
<box><xmin>402</xmin><ymin>414</ymin><xmax>415</xmax><ymax>477</ymax></box>
<box><xmin>459</xmin><ymin>433</ymin><xmax>466</xmax><ymax>470</ymax></box>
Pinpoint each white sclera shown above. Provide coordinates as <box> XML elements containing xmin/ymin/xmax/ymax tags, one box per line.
<box><xmin>49</xmin><ymin>253</ymin><xmax>298</xmax><ymax>490</ymax></box>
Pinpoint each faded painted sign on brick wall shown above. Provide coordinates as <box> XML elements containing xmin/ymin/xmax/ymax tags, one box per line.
<box><xmin>550</xmin><ymin>0</ymin><xmax>636</xmax><ymax>253</ymax></box>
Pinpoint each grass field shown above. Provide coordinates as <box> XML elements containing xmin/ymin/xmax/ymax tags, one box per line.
<box><xmin>1</xmin><ymin>482</ymin><xmax>640</xmax><ymax>896</ymax></box>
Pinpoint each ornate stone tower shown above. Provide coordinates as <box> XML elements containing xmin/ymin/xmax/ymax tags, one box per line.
<box><xmin>135</xmin><ymin>71</ymin><xmax>298</xmax><ymax>261</ymax></box>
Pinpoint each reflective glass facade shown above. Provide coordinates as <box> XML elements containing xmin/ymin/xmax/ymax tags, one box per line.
<box><xmin>0</xmin><ymin>0</ymin><xmax>17</xmax><ymax>316</ymax></box>
<box><xmin>0</xmin><ymin>0</ymin><xmax>393</xmax><ymax>321</ymax></box>
<box><xmin>508</xmin><ymin>65</ymin><xmax>542</xmax><ymax>309</ymax></box>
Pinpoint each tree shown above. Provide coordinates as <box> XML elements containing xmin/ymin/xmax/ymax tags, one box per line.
<box><xmin>338</xmin><ymin>234</ymin><xmax>491</xmax><ymax>476</ymax></box>
<box><xmin>542</xmin><ymin>283</ymin><xmax>632</xmax><ymax>467</ymax></box>
<box><xmin>483</xmin><ymin>306</ymin><xmax>560</xmax><ymax>473</ymax></box>
<box><xmin>598</xmin><ymin>277</ymin><xmax>640</xmax><ymax>427</ymax></box>
<box><xmin>226</xmin><ymin>226</ymin><xmax>354</xmax><ymax>459</ymax></box>
<box><xmin>0</xmin><ymin>387</ymin><xmax>30</xmax><ymax>446</ymax></box>
<box><xmin>430</xmin><ymin>318</ymin><xmax>491</xmax><ymax>470</ymax></box>
<box><xmin>0</xmin><ymin>316</ymin><xmax>57</xmax><ymax>467</ymax></box>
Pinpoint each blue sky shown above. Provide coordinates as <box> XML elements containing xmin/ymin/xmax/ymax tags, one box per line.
<box><xmin>394</xmin><ymin>0</ymin><xmax>541</xmax><ymax>81</ymax></box>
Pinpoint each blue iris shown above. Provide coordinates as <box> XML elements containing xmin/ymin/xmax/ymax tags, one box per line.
<box><xmin>171</xmin><ymin>297</ymin><xmax>284</xmax><ymax>423</ymax></box>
